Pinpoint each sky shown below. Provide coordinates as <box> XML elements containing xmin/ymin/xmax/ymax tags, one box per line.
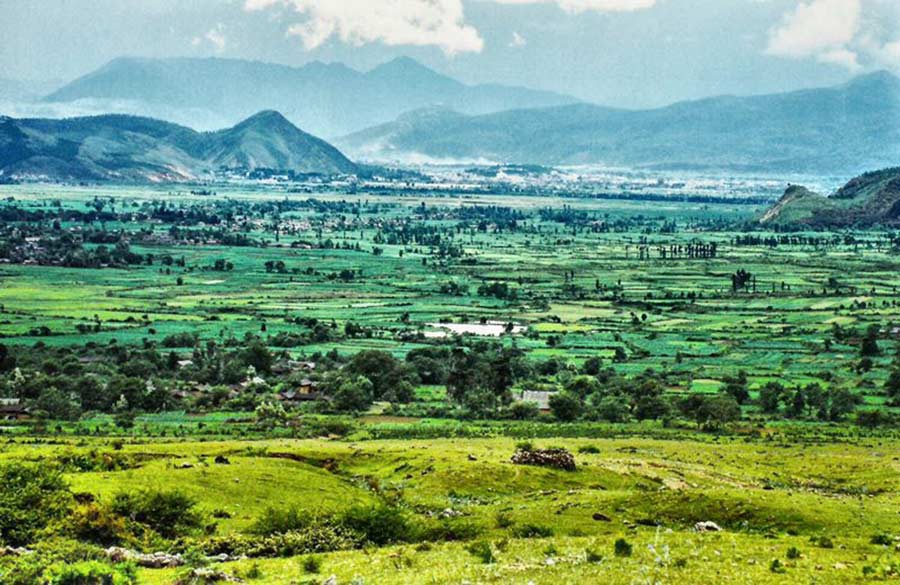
<box><xmin>1</xmin><ymin>0</ymin><xmax>899</xmax><ymax>108</ymax></box>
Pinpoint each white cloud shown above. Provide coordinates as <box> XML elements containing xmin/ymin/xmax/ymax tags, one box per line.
<box><xmin>817</xmin><ymin>48</ymin><xmax>861</xmax><ymax>71</ymax></box>
<box><xmin>244</xmin><ymin>0</ymin><xmax>483</xmax><ymax>55</ymax></box>
<box><xmin>509</xmin><ymin>31</ymin><xmax>527</xmax><ymax>48</ymax></box>
<box><xmin>766</xmin><ymin>0</ymin><xmax>861</xmax><ymax>59</ymax></box>
<box><xmin>193</xmin><ymin>23</ymin><xmax>227</xmax><ymax>53</ymax></box>
<box><xmin>491</xmin><ymin>0</ymin><xmax>655</xmax><ymax>13</ymax></box>
<box><xmin>765</xmin><ymin>0</ymin><xmax>900</xmax><ymax>71</ymax></box>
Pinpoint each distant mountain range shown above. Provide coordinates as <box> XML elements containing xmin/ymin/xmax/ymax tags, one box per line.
<box><xmin>761</xmin><ymin>167</ymin><xmax>900</xmax><ymax>226</ymax></box>
<box><xmin>0</xmin><ymin>110</ymin><xmax>357</xmax><ymax>182</ymax></box>
<box><xmin>338</xmin><ymin>71</ymin><xmax>900</xmax><ymax>174</ymax></box>
<box><xmin>42</xmin><ymin>56</ymin><xmax>578</xmax><ymax>137</ymax></box>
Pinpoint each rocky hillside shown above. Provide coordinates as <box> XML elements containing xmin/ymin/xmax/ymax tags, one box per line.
<box><xmin>0</xmin><ymin>111</ymin><xmax>357</xmax><ymax>182</ymax></box>
<box><xmin>761</xmin><ymin>167</ymin><xmax>900</xmax><ymax>226</ymax></box>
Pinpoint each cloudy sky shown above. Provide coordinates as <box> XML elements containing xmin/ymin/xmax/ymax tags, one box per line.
<box><xmin>1</xmin><ymin>0</ymin><xmax>898</xmax><ymax>108</ymax></box>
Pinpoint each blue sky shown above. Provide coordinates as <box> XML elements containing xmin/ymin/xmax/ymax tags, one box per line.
<box><xmin>1</xmin><ymin>0</ymin><xmax>898</xmax><ymax>107</ymax></box>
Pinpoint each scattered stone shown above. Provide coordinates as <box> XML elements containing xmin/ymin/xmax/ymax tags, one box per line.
<box><xmin>592</xmin><ymin>513</ymin><xmax>612</xmax><ymax>522</ymax></box>
<box><xmin>106</xmin><ymin>547</ymin><xmax>184</xmax><ymax>568</ymax></box>
<box><xmin>439</xmin><ymin>508</ymin><xmax>463</xmax><ymax>518</ymax></box>
<box><xmin>694</xmin><ymin>521</ymin><xmax>722</xmax><ymax>533</ymax></box>
<box><xmin>0</xmin><ymin>546</ymin><xmax>33</xmax><ymax>557</ymax></box>
<box><xmin>511</xmin><ymin>448</ymin><xmax>576</xmax><ymax>471</ymax></box>
<box><xmin>175</xmin><ymin>568</ymin><xmax>245</xmax><ymax>584</ymax></box>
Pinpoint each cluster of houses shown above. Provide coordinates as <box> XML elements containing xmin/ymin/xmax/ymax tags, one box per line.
<box><xmin>168</xmin><ymin>359</ymin><xmax>326</xmax><ymax>406</ymax></box>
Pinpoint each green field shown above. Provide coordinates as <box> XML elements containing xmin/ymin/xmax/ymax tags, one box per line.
<box><xmin>0</xmin><ymin>183</ymin><xmax>897</xmax><ymax>584</ymax></box>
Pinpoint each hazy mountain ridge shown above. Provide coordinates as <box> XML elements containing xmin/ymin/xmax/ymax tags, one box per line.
<box><xmin>0</xmin><ymin>111</ymin><xmax>357</xmax><ymax>182</ymax></box>
<box><xmin>339</xmin><ymin>71</ymin><xmax>900</xmax><ymax>174</ymax></box>
<box><xmin>761</xmin><ymin>167</ymin><xmax>900</xmax><ymax>226</ymax></box>
<box><xmin>43</xmin><ymin>56</ymin><xmax>579</xmax><ymax>137</ymax></box>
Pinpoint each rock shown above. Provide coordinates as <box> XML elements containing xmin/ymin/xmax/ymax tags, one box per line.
<box><xmin>439</xmin><ymin>508</ymin><xmax>463</xmax><ymax>518</ymax></box>
<box><xmin>833</xmin><ymin>562</ymin><xmax>847</xmax><ymax>570</ymax></box>
<box><xmin>592</xmin><ymin>513</ymin><xmax>612</xmax><ymax>522</ymax></box>
<box><xmin>176</xmin><ymin>568</ymin><xmax>245</xmax><ymax>583</ymax></box>
<box><xmin>0</xmin><ymin>546</ymin><xmax>33</xmax><ymax>557</ymax></box>
<box><xmin>694</xmin><ymin>521</ymin><xmax>722</xmax><ymax>533</ymax></box>
<box><xmin>511</xmin><ymin>448</ymin><xmax>576</xmax><ymax>471</ymax></box>
<box><xmin>323</xmin><ymin>576</ymin><xmax>338</xmax><ymax>585</ymax></box>
<box><xmin>467</xmin><ymin>454</ymin><xmax>477</xmax><ymax>461</ymax></box>
<box><xmin>106</xmin><ymin>547</ymin><xmax>184</xmax><ymax>568</ymax></box>
<box><xmin>176</xmin><ymin>462</ymin><xmax>194</xmax><ymax>469</ymax></box>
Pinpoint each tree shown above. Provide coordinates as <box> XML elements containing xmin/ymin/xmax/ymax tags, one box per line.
<box><xmin>680</xmin><ymin>394</ymin><xmax>740</xmax><ymax>429</ymax></box>
<box><xmin>242</xmin><ymin>340</ymin><xmax>273</xmax><ymax>374</ymax></box>
<box><xmin>549</xmin><ymin>392</ymin><xmax>581</xmax><ymax>421</ymax></box>
<box><xmin>34</xmin><ymin>386</ymin><xmax>82</xmax><ymax>421</ymax></box>
<box><xmin>860</xmin><ymin>324</ymin><xmax>880</xmax><ymax>357</ymax></box>
<box><xmin>820</xmin><ymin>387</ymin><xmax>861</xmax><ymax>421</ymax></box>
<box><xmin>594</xmin><ymin>395</ymin><xmax>630</xmax><ymax>423</ymax></box>
<box><xmin>254</xmin><ymin>401</ymin><xmax>289</xmax><ymax>429</ymax></box>
<box><xmin>330</xmin><ymin>375</ymin><xmax>374</xmax><ymax>412</ymax></box>
<box><xmin>758</xmin><ymin>381</ymin><xmax>784</xmax><ymax>415</ymax></box>
<box><xmin>885</xmin><ymin>367</ymin><xmax>900</xmax><ymax>405</ymax></box>
<box><xmin>345</xmin><ymin>350</ymin><xmax>417</xmax><ymax>403</ymax></box>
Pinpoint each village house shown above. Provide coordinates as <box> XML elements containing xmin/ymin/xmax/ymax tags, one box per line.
<box><xmin>0</xmin><ymin>398</ymin><xmax>30</xmax><ymax>421</ymax></box>
<box><xmin>515</xmin><ymin>390</ymin><xmax>555</xmax><ymax>413</ymax></box>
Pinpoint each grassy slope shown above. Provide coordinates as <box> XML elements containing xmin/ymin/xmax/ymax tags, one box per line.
<box><xmin>3</xmin><ymin>435</ymin><xmax>895</xmax><ymax>583</ymax></box>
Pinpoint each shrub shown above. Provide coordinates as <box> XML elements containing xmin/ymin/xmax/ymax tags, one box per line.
<box><xmin>786</xmin><ymin>546</ymin><xmax>801</xmax><ymax>560</ymax></box>
<box><xmin>585</xmin><ymin>549</ymin><xmax>603</xmax><ymax>563</ymax></box>
<box><xmin>512</xmin><ymin>524</ymin><xmax>554</xmax><ymax>538</ymax></box>
<box><xmin>495</xmin><ymin>511</ymin><xmax>514</xmax><ymax>529</ymax></box>
<box><xmin>466</xmin><ymin>541</ymin><xmax>496</xmax><ymax>564</ymax></box>
<box><xmin>514</xmin><ymin>441</ymin><xmax>534</xmax><ymax>452</ymax></box>
<box><xmin>614</xmin><ymin>538</ymin><xmax>632</xmax><ymax>557</ymax></box>
<box><xmin>109</xmin><ymin>490</ymin><xmax>202</xmax><ymax>539</ymax></box>
<box><xmin>811</xmin><ymin>535</ymin><xmax>834</xmax><ymax>548</ymax></box>
<box><xmin>302</xmin><ymin>556</ymin><xmax>321</xmax><ymax>574</ymax></box>
<box><xmin>0</xmin><ymin>462</ymin><xmax>72</xmax><ymax>546</ymax></box>
<box><xmin>249</xmin><ymin>507</ymin><xmax>315</xmax><ymax>536</ymax></box>
<box><xmin>340</xmin><ymin>505</ymin><xmax>414</xmax><ymax>546</ymax></box>
<box><xmin>65</xmin><ymin>502</ymin><xmax>131</xmax><ymax>547</ymax></box>
<box><xmin>577</xmin><ymin>445</ymin><xmax>601</xmax><ymax>454</ymax></box>
<box><xmin>770</xmin><ymin>559</ymin><xmax>786</xmax><ymax>573</ymax></box>
<box><xmin>199</xmin><ymin>524</ymin><xmax>361</xmax><ymax>558</ymax></box>
<box><xmin>44</xmin><ymin>560</ymin><xmax>137</xmax><ymax>585</ymax></box>
<box><xmin>871</xmin><ymin>533</ymin><xmax>893</xmax><ymax>546</ymax></box>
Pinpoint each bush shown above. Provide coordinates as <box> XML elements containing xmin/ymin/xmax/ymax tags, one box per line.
<box><xmin>109</xmin><ymin>490</ymin><xmax>202</xmax><ymax>539</ymax></box>
<box><xmin>466</xmin><ymin>541</ymin><xmax>496</xmax><ymax>564</ymax></box>
<box><xmin>786</xmin><ymin>546</ymin><xmax>801</xmax><ymax>559</ymax></box>
<box><xmin>495</xmin><ymin>511</ymin><xmax>514</xmax><ymax>529</ymax></box>
<box><xmin>0</xmin><ymin>462</ymin><xmax>72</xmax><ymax>546</ymax></box>
<box><xmin>44</xmin><ymin>560</ymin><xmax>137</xmax><ymax>585</ymax></box>
<box><xmin>301</xmin><ymin>555</ymin><xmax>321</xmax><ymax>574</ymax></box>
<box><xmin>614</xmin><ymin>538</ymin><xmax>632</xmax><ymax>557</ymax></box>
<box><xmin>249</xmin><ymin>507</ymin><xmax>315</xmax><ymax>536</ymax></box>
<box><xmin>65</xmin><ymin>502</ymin><xmax>131</xmax><ymax>547</ymax></box>
<box><xmin>871</xmin><ymin>533</ymin><xmax>893</xmax><ymax>546</ymax></box>
<box><xmin>577</xmin><ymin>445</ymin><xmax>601</xmax><ymax>454</ymax></box>
<box><xmin>339</xmin><ymin>505</ymin><xmax>414</xmax><ymax>546</ymax></box>
<box><xmin>512</xmin><ymin>524</ymin><xmax>554</xmax><ymax>538</ymax></box>
<box><xmin>199</xmin><ymin>524</ymin><xmax>361</xmax><ymax>558</ymax></box>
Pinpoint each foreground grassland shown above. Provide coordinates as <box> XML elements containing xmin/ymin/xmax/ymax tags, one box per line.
<box><xmin>2</xmin><ymin>433</ymin><xmax>897</xmax><ymax>583</ymax></box>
